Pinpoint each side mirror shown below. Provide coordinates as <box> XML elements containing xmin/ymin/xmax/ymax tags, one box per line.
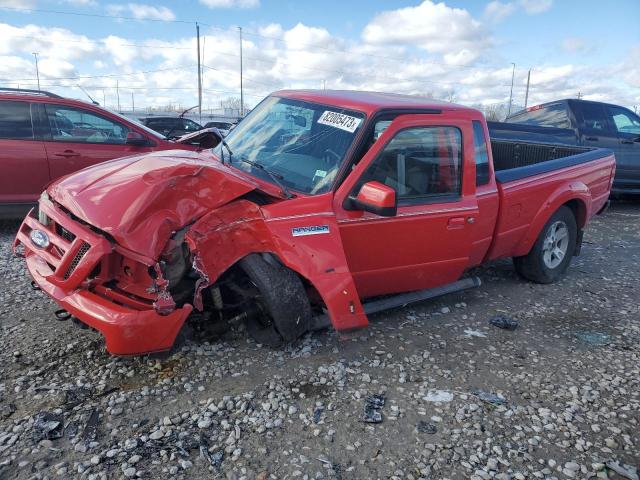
<box><xmin>349</xmin><ymin>181</ymin><xmax>397</xmax><ymax>217</ymax></box>
<box><xmin>125</xmin><ymin>131</ymin><xmax>148</xmax><ymax>146</ymax></box>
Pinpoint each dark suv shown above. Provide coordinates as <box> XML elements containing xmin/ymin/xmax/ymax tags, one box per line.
<box><xmin>140</xmin><ymin>116</ymin><xmax>203</xmax><ymax>138</ymax></box>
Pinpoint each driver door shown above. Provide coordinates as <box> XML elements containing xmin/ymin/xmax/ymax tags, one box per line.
<box><xmin>335</xmin><ymin>114</ymin><xmax>478</xmax><ymax>298</ymax></box>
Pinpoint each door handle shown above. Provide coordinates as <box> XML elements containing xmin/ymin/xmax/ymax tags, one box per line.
<box><xmin>447</xmin><ymin>217</ymin><xmax>466</xmax><ymax>229</ymax></box>
<box><xmin>585</xmin><ymin>136</ymin><xmax>599</xmax><ymax>141</ymax></box>
<box><xmin>54</xmin><ymin>150</ymin><xmax>80</xmax><ymax>158</ymax></box>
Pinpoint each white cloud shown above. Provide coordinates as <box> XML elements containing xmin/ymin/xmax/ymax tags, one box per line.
<box><xmin>199</xmin><ymin>0</ymin><xmax>259</xmax><ymax>8</ymax></box>
<box><xmin>519</xmin><ymin>0</ymin><xmax>553</xmax><ymax>14</ymax></box>
<box><xmin>484</xmin><ymin>1</ymin><xmax>516</xmax><ymax>23</ymax></box>
<box><xmin>106</xmin><ymin>3</ymin><xmax>176</xmax><ymax>21</ymax></box>
<box><xmin>561</xmin><ymin>37</ymin><xmax>593</xmax><ymax>54</ymax></box>
<box><xmin>0</xmin><ymin>0</ymin><xmax>36</xmax><ymax>7</ymax></box>
<box><xmin>362</xmin><ymin>0</ymin><xmax>490</xmax><ymax>65</ymax></box>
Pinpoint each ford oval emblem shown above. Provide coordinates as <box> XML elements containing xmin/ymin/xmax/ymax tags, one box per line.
<box><xmin>30</xmin><ymin>229</ymin><xmax>50</xmax><ymax>249</ymax></box>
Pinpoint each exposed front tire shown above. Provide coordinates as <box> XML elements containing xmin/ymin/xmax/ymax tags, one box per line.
<box><xmin>513</xmin><ymin>205</ymin><xmax>577</xmax><ymax>284</ymax></box>
<box><xmin>239</xmin><ymin>254</ymin><xmax>312</xmax><ymax>347</ymax></box>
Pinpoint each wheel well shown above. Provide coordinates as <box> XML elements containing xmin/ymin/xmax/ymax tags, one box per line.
<box><xmin>563</xmin><ymin>199</ymin><xmax>586</xmax><ymax>229</ymax></box>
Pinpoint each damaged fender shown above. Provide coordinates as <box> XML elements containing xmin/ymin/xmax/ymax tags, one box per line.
<box><xmin>185</xmin><ymin>200</ymin><xmax>368</xmax><ymax>332</ymax></box>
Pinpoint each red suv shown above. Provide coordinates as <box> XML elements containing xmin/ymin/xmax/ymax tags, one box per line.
<box><xmin>0</xmin><ymin>88</ymin><xmax>215</xmax><ymax>218</ymax></box>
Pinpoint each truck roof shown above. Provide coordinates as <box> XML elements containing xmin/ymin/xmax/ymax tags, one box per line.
<box><xmin>273</xmin><ymin>89</ymin><xmax>475</xmax><ymax>117</ymax></box>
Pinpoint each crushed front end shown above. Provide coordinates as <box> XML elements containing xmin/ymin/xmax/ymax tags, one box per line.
<box><xmin>13</xmin><ymin>196</ymin><xmax>192</xmax><ymax>355</ymax></box>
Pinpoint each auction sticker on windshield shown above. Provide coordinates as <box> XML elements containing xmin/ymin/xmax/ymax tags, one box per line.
<box><xmin>318</xmin><ymin>111</ymin><xmax>362</xmax><ymax>133</ymax></box>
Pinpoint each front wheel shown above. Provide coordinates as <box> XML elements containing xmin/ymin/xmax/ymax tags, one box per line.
<box><xmin>513</xmin><ymin>206</ymin><xmax>577</xmax><ymax>284</ymax></box>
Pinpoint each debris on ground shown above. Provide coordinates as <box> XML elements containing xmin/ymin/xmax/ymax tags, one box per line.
<box><xmin>489</xmin><ymin>314</ymin><xmax>519</xmax><ymax>330</ymax></box>
<box><xmin>362</xmin><ymin>394</ymin><xmax>385</xmax><ymax>423</ymax></box>
<box><xmin>606</xmin><ymin>461</ymin><xmax>639</xmax><ymax>480</ymax></box>
<box><xmin>415</xmin><ymin>421</ymin><xmax>437</xmax><ymax>434</ymax></box>
<box><xmin>423</xmin><ymin>390</ymin><xmax>454</xmax><ymax>402</ymax></box>
<box><xmin>575</xmin><ymin>331</ymin><xmax>611</xmax><ymax>346</ymax></box>
<box><xmin>313</xmin><ymin>406</ymin><xmax>324</xmax><ymax>424</ymax></box>
<box><xmin>32</xmin><ymin>412</ymin><xmax>64</xmax><ymax>441</ymax></box>
<box><xmin>463</xmin><ymin>329</ymin><xmax>487</xmax><ymax>338</ymax></box>
<box><xmin>82</xmin><ymin>408</ymin><xmax>99</xmax><ymax>442</ymax></box>
<box><xmin>64</xmin><ymin>386</ymin><xmax>93</xmax><ymax>407</ymax></box>
<box><xmin>472</xmin><ymin>389</ymin><xmax>507</xmax><ymax>406</ymax></box>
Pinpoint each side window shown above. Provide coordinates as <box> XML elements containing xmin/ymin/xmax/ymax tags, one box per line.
<box><xmin>577</xmin><ymin>103</ymin><xmax>609</xmax><ymax>132</ymax></box>
<box><xmin>472</xmin><ymin>121</ymin><xmax>490</xmax><ymax>185</ymax></box>
<box><xmin>607</xmin><ymin>106</ymin><xmax>640</xmax><ymax>135</ymax></box>
<box><xmin>0</xmin><ymin>101</ymin><xmax>33</xmax><ymax>140</ymax></box>
<box><xmin>360</xmin><ymin>126</ymin><xmax>462</xmax><ymax>201</ymax></box>
<box><xmin>45</xmin><ymin>105</ymin><xmax>130</xmax><ymax>144</ymax></box>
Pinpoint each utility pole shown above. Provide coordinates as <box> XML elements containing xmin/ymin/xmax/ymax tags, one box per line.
<box><xmin>116</xmin><ymin>80</ymin><xmax>120</xmax><ymax>112</ymax></box>
<box><xmin>131</xmin><ymin>91</ymin><xmax>135</xmax><ymax>112</ymax></box>
<box><xmin>507</xmin><ymin>62</ymin><xmax>515</xmax><ymax>117</ymax></box>
<box><xmin>32</xmin><ymin>52</ymin><xmax>40</xmax><ymax>91</ymax></box>
<box><xmin>102</xmin><ymin>89</ymin><xmax>106</xmax><ymax>107</ymax></box>
<box><xmin>524</xmin><ymin>69</ymin><xmax>531</xmax><ymax>108</ymax></box>
<box><xmin>196</xmin><ymin>23</ymin><xmax>202</xmax><ymax>119</ymax></box>
<box><xmin>239</xmin><ymin>26</ymin><xmax>244</xmax><ymax>117</ymax></box>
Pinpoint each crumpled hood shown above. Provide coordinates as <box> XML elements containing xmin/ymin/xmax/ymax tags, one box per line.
<box><xmin>48</xmin><ymin>149</ymin><xmax>257</xmax><ymax>260</ymax></box>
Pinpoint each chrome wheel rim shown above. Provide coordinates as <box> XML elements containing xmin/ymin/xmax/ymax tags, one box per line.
<box><xmin>542</xmin><ymin>221</ymin><xmax>569</xmax><ymax>269</ymax></box>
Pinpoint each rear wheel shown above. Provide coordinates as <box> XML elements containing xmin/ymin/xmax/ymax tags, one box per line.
<box><xmin>513</xmin><ymin>206</ymin><xmax>577</xmax><ymax>284</ymax></box>
<box><xmin>239</xmin><ymin>254</ymin><xmax>311</xmax><ymax>347</ymax></box>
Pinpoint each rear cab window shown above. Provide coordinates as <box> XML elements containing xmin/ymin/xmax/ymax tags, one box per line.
<box><xmin>0</xmin><ymin>101</ymin><xmax>34</xmax><ymax>140</ymax></box>
<box><xmin>508</xmin><ymin>103</ymin><xmax>571</xmax><ymax>128</ymax></box>
<box><xmin>472</xmin><ymin>120</ymin><xmax>490</xmax><ymax>185</ymax></box>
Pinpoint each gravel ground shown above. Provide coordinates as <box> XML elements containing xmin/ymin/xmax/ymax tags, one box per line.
<box><xmin>0</xmin><ymin>201</ymin><xmax>638</xmax><ymax>480</ymax></box>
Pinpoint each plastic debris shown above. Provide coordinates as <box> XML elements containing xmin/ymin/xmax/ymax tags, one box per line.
<box><xmin>423</xmin><ymin>390</ymin><xmax>454</xmax><ymax>402</ymax></box>
<box><xmin>472</xmin><ymin>389</ymin><xmax>507</xmax><ymax>406</ymax></box>
<box><xmin>606</xmin><ymin>461</ymin><xmax>639</xmax><ymax>480</ymax></box>
<box><xmin>489</xmin><ymin>315</ymin><xmax>519</xmax><ymax>330</ymax></box>
<box><xmin>64</xmin><ymin>386</ymin><xmax>93</xmax><ymax>407</ymax></box>
<box><xmin>313</xmin><ymin>407</ymin><xmax>324</xmax><ymax>424</ymax></box>
<box><xmin>199</xmin><ymin>433</ymin><xmax>224</xmax><ymax>469</ymax></box>
<box><xmin>464</xmin><ymin>329</ymin><xmax>487</xmax><ymax>338</ymax></box>
<box><xmin>575</xmin><ymin>331</ymin><xmax>610</xmax><ymax>346</ymax></box>
<box><xmin>365</xmin><ymin>394</ymin><xmax>385</xmax><ymax>409</ymax></box>
<box><xmin>83</xmin><ymin>409</ymin><xmax>99</xmax><ymax>442</ymax></box>
<box><xmin>362</xmin><ymin>404</ymin><xmax>383</xmax><ymax>423</ymax></box>
<box><xmin>362</xmin><ymin>393</ymin><xmax>385</xmax><ymax>423</ymax></box>
<box><xmin>416</xmin><ymin>421</ymin><xmax>437</xmax><ymax>434</ymax></box>
<box><xmin>32</xmin><ymin>412</ymin><xmax>64</xmax><ymax>441</ymax></box>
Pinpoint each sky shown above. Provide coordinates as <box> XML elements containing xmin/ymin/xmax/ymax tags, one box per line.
<box><xmin>0</xmin><ymin>0</ymin><xmax>638</xmax><ymax>114</ymax></box>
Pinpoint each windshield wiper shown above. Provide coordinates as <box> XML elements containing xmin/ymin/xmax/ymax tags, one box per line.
<box><xmin>238</xmin><ymin>157</ymin><xmax>294</xmax><ymax>199</ymax></box>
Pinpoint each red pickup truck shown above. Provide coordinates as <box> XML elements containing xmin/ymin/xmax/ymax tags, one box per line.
<box><xmin>14</xmin><ymin>90</ymin><xmax>615</xmax><ymax>355</ymax></box>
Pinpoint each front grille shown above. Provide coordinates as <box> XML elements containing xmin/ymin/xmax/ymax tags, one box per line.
<box><xmin>64</xmin><ymin>242</ymin><xmax>90</xmax><ymax>279</ymax></box>
<box><xmin>56</xmin><ymin>224</ymin><xmax>76</xmax><ymax>243</ymax></box>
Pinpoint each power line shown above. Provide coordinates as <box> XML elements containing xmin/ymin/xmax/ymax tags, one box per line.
<box><xmin>0</xmin><ymin>66</ymin><xmax>196</xmax><ymax>82</ymax></box>
<box><xmin>0</xmin><ymin>6</ymin><xmax>197</xmax><ymax>24</ymax></box>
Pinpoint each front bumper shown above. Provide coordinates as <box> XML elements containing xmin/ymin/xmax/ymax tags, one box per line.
<box><xmin>14</xmin><ymin>204</ymin><xmax>192</xmax><ymax>355</ymax></box>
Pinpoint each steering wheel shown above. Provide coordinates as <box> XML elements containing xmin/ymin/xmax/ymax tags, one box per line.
<box><xmin>322</xmin><ymin>148</ymin><xmax>341</xmax><ymax>165</ymax></box>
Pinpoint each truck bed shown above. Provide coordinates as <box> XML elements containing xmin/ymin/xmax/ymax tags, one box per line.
<box><xmin>485</xmin><ymin>141</ymin><xmax>615</xmax><ymax>262</ymax></box>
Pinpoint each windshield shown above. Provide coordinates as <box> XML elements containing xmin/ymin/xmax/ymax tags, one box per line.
<box><xmin>215</xmin><ymin>96</ymin><xmax>365</xmax><ymax>195</ymax></box>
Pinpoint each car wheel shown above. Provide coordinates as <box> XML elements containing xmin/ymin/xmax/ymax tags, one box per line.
<box><xmin>513</xmin><ymin>205</ymin><xmax>577</xmax><ymax>284</ymax></box>
<box><xmin>239</xmin><ymin>254</ymin><xmax>311</xmax><ymax>347</ymax></box>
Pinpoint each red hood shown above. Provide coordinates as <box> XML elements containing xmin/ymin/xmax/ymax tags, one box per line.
<box><xmin>48</xmin><ymin>149</ymin><xmax>257</xmax><ymax>259</ymax></box>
